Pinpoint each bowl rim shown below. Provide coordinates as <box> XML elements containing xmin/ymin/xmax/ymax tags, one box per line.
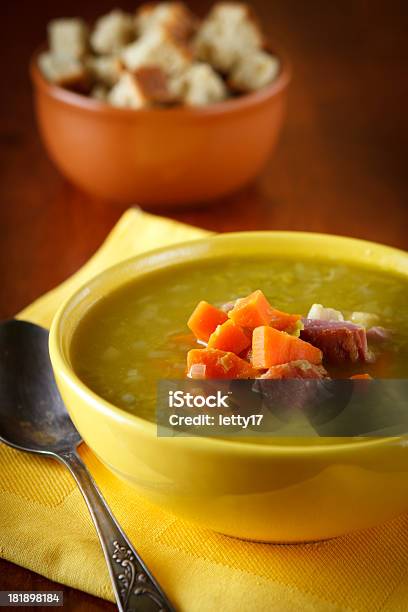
<box><xmin>49</xmin><ymin>230</ymin><xmax>408</xmax><ymax>457</ymax></box>
<box><xmin>30</xmin><ymin>43</ymin><xmax>291</xmax><ymax>118</ymax></box>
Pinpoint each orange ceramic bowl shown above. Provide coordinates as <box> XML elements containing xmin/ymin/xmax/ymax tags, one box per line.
<box><xmin>30</xmin><ymin>50</ymin><xmax>290</xmax><ymax>208</ymax></box>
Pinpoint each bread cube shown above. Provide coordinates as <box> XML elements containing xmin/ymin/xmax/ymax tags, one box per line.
<box><xmin>90</xmin><ymin>9</ymin><xmax>135</xmax><ymax>54</ymax></box>
<box><xmin>108</xmin><ymin>72</ymin><xmax>146</xmax><ymax>108</ymax></box>
<box><xmin>229</xmin><ymin>51</ymin><xmax>279</xmax><ymax>92</ymax></box>
<box><xmin>87</xmin><ymin>55</ymin><xmax>124</xmax><ymax>86</ymax></box>
<box><xmin>136</xmin><ymin>66</ymin><xmax>176</xmax><ymax>104</ymax></box>
<box><xmin>135</xmin><ymin>2</ymin><xmax>197</xmax><ymax>41</ymax></box>
<box><xmin>194</xmin><ymin>2</ymin><xmax>263</xmax><ymax>72</ymax></box>
<box><xmin>108</xmin><ymin>67</ymin><xmax>173</xmax><ymax>108</ymax></box>
<box><xmin>48</xmin><ymin>18</ymin><xmax>88</xmax><ymax>59</ymax></box>
<box><xmin>38</xmin><ymin>52</ymin><xmax>89</xmax><ymax>90</ymax></box>
<box><xmin>171</xmin><ymin>62</ymin><xmax>227</xmax><ymax>106</ymax></box>
<box><xmin>121</xmin><ymin>27</ymin><xmax>192</xmax><ymax>75</ymax></box>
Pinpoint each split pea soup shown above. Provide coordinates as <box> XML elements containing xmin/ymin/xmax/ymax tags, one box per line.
<box><xmin>71</xmin><ymin>257</ymin><xmax>408</xmax><ymax>421</ymax></box>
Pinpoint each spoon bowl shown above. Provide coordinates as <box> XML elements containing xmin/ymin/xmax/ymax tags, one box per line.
<box><xmin>0</xmin><ymin>320</ymin><xmax>81</xmax><ymax>454</ymax></box>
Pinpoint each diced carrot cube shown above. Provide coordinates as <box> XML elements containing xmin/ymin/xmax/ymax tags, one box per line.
<box><xmin>269</xmin><ymin>308</ymin><xmax>301</xmax><ymax>332</ymax></box>
<box><xmin>350</xmin><ymin>373</ymin><xmax>373</xmax><ymax>380</ymax></box>
<box><xmin>187</xmin><ymin>301</ymin><xmax>228</xmax><ymax>342</ymax></box>
<box><xmin>228</xmin><ymin>290</ymin><xmax>274</xmax><ymax>328</ymax></box>
<box><xmin>207</xmin><ymin>319</ymin><xmax>251</xmax><ymax>354</ymax></box>
<box><xmin>252</xmin><ymin>326</ymin><xmax>322</xmax><ymax>369</ymax></box>
<box><xmin>187</xmin><ymin>348</ymin><xmax>257</xmax><ymax>379</ymax></box>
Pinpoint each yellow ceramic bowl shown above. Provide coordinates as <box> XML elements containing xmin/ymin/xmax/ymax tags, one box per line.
<box><xmin>49</xmin><ymin>232</ymin><xmax>408</xmax><ymax>542</ymax></box>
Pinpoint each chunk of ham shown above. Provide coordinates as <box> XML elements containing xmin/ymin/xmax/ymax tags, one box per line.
<box><xmin>301</xmin><ymin>319</ymin><xmax>374</xmax><ymax>364</ymax></box>
<box><xmin>254</xmin><ymin>364</ymin><xmax>334</xmax><ymax>414</ymax></box>
<box><xmin>258</xmin><ymin>360</ymin><xmax>328</xmax><ymax>379</ymax></box>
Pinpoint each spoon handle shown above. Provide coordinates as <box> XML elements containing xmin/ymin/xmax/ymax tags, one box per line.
<box><xmin>58</xmin><ymin>449</ymin><xmax>175</xmax><ymax>612</ymax></box>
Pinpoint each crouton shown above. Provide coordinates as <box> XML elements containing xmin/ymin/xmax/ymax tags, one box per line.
<box><xmin>48</xmin><ymin>18</ymin><xmax>89</xmax><ymax>59</ymax></box>
<box><xmin>87</xmin><ymin>55</ymin><xmax>124</xmax><ymax>86</ymax></box>
<box><xmin>171</xmin><ymin>62</ymin><xmax>227</xmax><ymax>106</ymax></box>
<box><xmin>90</xmin><ymin>9</ymin><xmax>135</xmax><ymax>55</ymax></box>
<box><xmin>194</xmin><ymin>2</ymin><xmax>263</xmax><ymax>72</ymax></box>
<box><xmin>121</xmin><ymin>27</ymin><xmax>192</xmax><ymax>75</ymax></box>
<box><xmin>38</xmin><ymin>52</ymin><xmax>90</xmax><ymax>91</ymax></box>
<box><xmin>108</xmin><ymin>67</ymin><xmax>173</xmax><ymax>108</ymax></box>
<box><xmin>135</xmin><ymin>2</ymin><xmax>197</xmax><ymax>41</ymax></box>
<box><xmin>134</xmin><ymin>66</ymin><xmax>176</xmax><ymax>103</ymax></box>
<box><xmin>108</xmin><ymin>72</ymin><xmax>146</xmax><ymax>108</ymax></box>
<box><xmin>229</xmin><ymin>50</ymin><xmax>279</xmax><ymax>92</ymax></box>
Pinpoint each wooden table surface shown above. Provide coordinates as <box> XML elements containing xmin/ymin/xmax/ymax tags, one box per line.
<box><xmin>1</xmin><ymin>0</ymin><xmax>407</xmax><ymax>609</ymax></box>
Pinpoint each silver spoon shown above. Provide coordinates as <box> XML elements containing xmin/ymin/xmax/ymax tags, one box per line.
<box><xmin>0</xmin><ymin>319</ymin><xmax>175</xmax><ymax>612</ymax></box>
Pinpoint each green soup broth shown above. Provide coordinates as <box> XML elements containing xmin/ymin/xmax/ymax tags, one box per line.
<box><xmin>71</xmin><ymin>257</ymin><xmax>408</xmax><ymax>421</ymax></box>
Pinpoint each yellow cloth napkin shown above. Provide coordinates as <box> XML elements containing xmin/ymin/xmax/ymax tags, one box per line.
<box><xmin>1</xmin><ymin>208</ymin><xmax>408</xmax><ymax>611</ymax></box>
